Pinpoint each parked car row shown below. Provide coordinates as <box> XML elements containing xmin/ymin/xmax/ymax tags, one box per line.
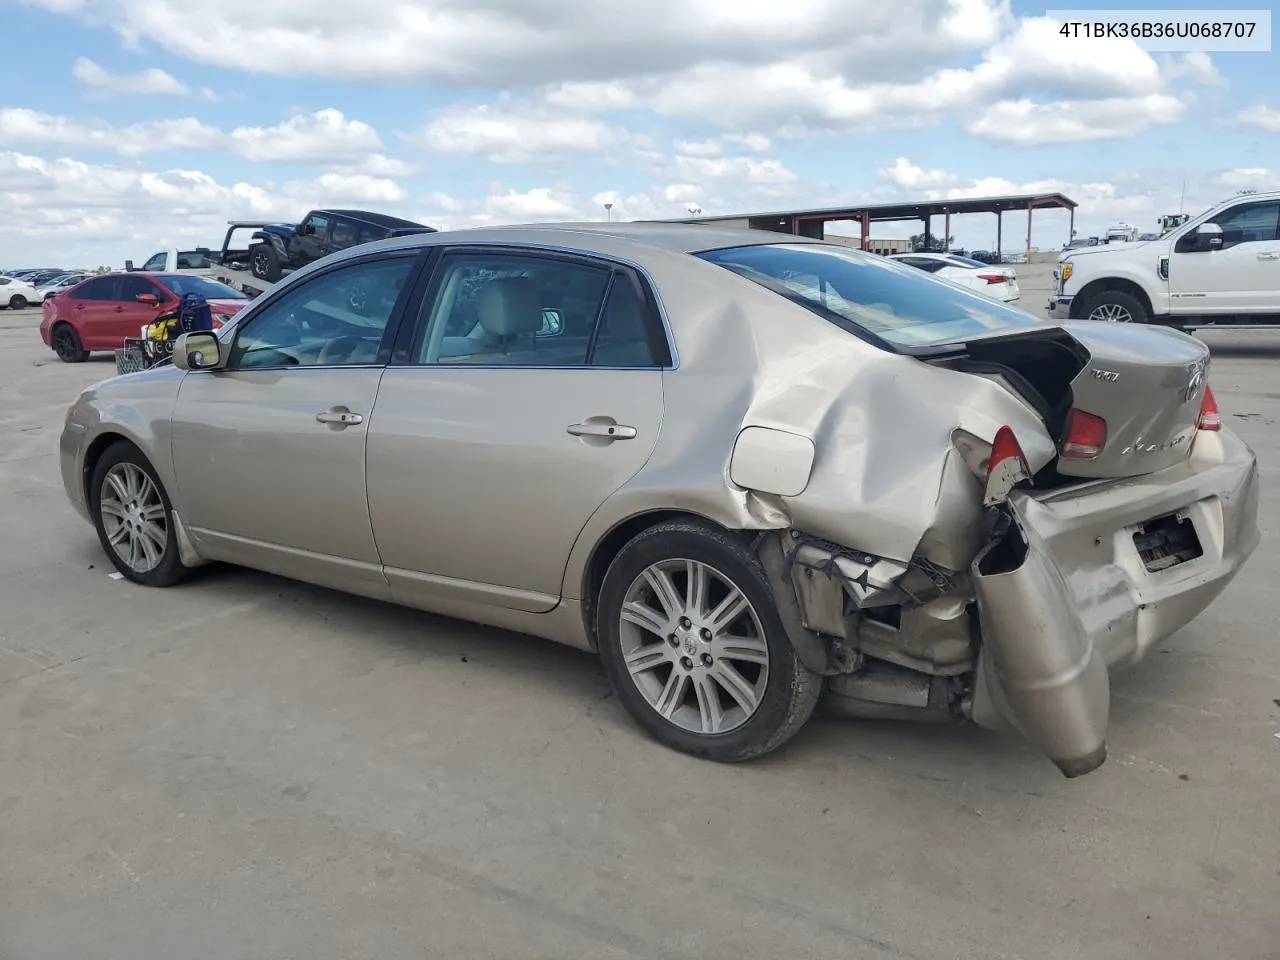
<box><xmin>1</xmin><ymin>269</ymin><xmax>94</xmax><ymax>309</ymax></box>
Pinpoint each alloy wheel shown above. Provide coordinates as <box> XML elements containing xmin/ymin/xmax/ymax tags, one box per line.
<box><xmin>99</xmin><ymin>462</ymin><xmax>168</xmax><ymax>573</ymax></box>
<box><xmin>1088</xmin><ymin>302</ymin><xmax>1133</xmax><ymax>323</ymax></box>
<box><xmin>618</xmin><ymin>558</ymin><xmax>770</xmax><ymax>735</ymax></box>
<box><xmin>53</xmin><ymin>328</ymin><xmax>79</xmax><ymax>361</ymax></box>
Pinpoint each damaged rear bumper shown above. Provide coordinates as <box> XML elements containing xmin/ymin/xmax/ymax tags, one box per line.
<box><xmin>970</xmin><ymin>428</ymin><xmax>1260</xmax><ymax>776</ymax></box>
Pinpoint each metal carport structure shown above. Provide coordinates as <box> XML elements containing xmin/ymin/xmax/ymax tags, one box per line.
<box><xmin>661</xmin><ymin>193</ymin><xmax>1078</xmax><ymax>258</ymax></box>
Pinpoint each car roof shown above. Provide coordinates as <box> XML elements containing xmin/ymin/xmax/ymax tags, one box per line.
<box><xmin>339</xmin><ymin>222</ymin><xmax>831</xmax><ymax>263</ymax></box>
<box><xmin>318</xmin><ymin>209</ymin><xmax>428</xmax><ymax>229</ymax></box>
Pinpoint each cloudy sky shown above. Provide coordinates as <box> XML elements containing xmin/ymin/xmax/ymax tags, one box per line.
<box><xmin>1</xmin><ymin>0</ymin><xmax>1276</xmax><ymax>268</ymax></box>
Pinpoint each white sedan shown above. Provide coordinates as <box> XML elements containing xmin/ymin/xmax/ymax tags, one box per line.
<box><xmin>33</xmin><ymin>273</ymin><xmax>92</xmax><ymax>302</ymax></box>
<box><xmin>889</xmin><ymin>253</ymin><xmax>1020</xmax><ymax>302</ymax></box>
<box><xmin>0</xmin><ymin>275</ymin><xmax>41</xmax><ymax>309</ymax></box>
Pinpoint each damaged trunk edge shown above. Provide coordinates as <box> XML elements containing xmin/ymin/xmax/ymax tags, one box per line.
<box><xmin>748</xmin><ymin>326</ymin><xmax>1133</xmax><ymax>778</ymax></box>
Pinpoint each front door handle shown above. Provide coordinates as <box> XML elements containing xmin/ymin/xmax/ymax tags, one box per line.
<box><xmin>567</xmin><ymin>419</ymin><xmax>637</xmax><ymax>440</ymax></box>
<box><xmin>316</xmin><ymin>408</ymin><xmax>363</xmax><ymax>426</ymax></box>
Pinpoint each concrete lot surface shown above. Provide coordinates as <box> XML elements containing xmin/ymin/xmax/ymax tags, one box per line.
<box><xmin>1</xmin><ymin>300</ymin><xmax>1278</xmax><ymax>959</ymax></box>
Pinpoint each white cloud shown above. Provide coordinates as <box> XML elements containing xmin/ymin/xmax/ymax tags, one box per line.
<box><xmin>965</xmin><ymin>95</ymin><xmax>1185</xmax><ymax>145</ymax></box>
<box><xmin>327</xmin><ymin>153</ymin><xmax>421</xmax><ymax>177</ymax></box>
<box><xmin>0</xmin><ymin>108</ymin><xmax>223</xmax><ymax>156</ymax></box>
<box><xmin>71</xmin><ymin>56</ymin><xmax>190</xmax><ymax>96</ymax></box>
<box><xmin>672</xmin><ymin>154</ymin><xmax>797</xmax><ymax>188</ymax></box>
<box><xmin>229</xmin><ymin>108</ymin><xmax>382</xmax><ymax>162</ymax></box>
<box><xmin>481</xmin><ymin>187</ymin><xmax>577</xmax><ymax>220</ymax></box>
<box><xmin>1234</xmin><ymin>104</ymin><xmax>1280</xmax><ymax>133</ymax></box>
<box><xmin>291</xmin><ymin>173</ymin><xmax>407</xmax><ymax>203</ymax></box>
<box><xmin>1217</xmin><ymin>168</ymin><xmax>1275</xmax><ymax>190</ymax></box>
<box><xmin>26</xmin><ymin>0</ymin><xmax>1008</xmax><ymax>85</ymax></box>
<box><xmin>877</xmin><ymin>157</ymin><xmax>955</xmax><ymax>190</ymax></box>
<box><xmin>415</xmin><ymin>105</ymin><xmax>621</xmax><ymax>162</ymax></box>
<box><xmin>1161</xmin><ymin>52</ymin><xmax>1223</xmax><ymax>87</ymax></box>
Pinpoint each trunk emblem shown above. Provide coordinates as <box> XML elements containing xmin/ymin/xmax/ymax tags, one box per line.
<box><xmin>1184</xmin><ymin>362</ymin><xmax>1207</xmax><ymax>403</ymax></box>
<box><xmin>1090</xmin><ymin>368</ymin><xmax>1119</xmax><ymax>382</ymax></box>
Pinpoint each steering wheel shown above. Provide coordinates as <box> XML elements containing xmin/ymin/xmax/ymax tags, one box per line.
<box><xmin>317</xmin><ymin>335</ymin><xmax>368</xmax><ymax>366</ymax></box>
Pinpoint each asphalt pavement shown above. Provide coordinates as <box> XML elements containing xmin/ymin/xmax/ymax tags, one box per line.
<box><xmin>1</xmin><ymin>295</ymin><xmax>1278</xmax><ymax>960</ymax></box>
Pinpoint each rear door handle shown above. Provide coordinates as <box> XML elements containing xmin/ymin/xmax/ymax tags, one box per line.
<box><xmin>567</xmin><ymin>419</ymin><xmax>637</xmax><ymax>440</ymax></box>
<box><xmin>316</xmin><ymin>408</ymin><xmax>363</xmax><ymax>426</ymax></box>
<box><xmin>1257</xmin><ymin>251</ymin><xmax>1279</xmax><ymax>260</ymax></box>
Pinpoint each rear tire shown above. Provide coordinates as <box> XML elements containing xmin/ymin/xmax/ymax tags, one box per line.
<box><xmin>9</xmin><ymin>295</ymin><xmax>28</xmax><ymax>310</ymax></box>
<box><xmin>52</xmin><ymin>324</ymin><xmax>89</xmax><ymax>363</ymax></box>
<box><xmin>90</xmin><ymin>442</ymin><xmax>191</xmax><ymax>588</ymax></box>
<box><xmin>250</xmin><ymin>244</ymin><xmax>282</xmax><ymax>282</ymax></box>
<box><xmin>1082</xmin><ymin>289</ymin><xmax>1149</xmax><ymax>324</ymax></box>
<box><xmin>596</xmin><ymin>519</ymin><xmax>823</xmax><ymax>762</ymax></box>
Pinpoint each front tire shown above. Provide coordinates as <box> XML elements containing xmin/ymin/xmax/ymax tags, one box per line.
<box><xmin>596</xmin><ymin>520</ymin><xmax>823</xmax><ymax>761</ymax></box>
<box><xmin>9</xmin><ymin>295</ymin><xmax>28</xmax><ymax>310</ymax></box>
<box><xmin>1083</xmin><ymin>289</ymin><xmax>1149</xmax><ymax>324</ymax></box>
<box><xmin>90</xmin><ymin>442</ymin><xmax>191</xmax><ymax>587</ymax></box>
<box><xmin>250</xmin><ymin>243</ymin><xmax>282</xmax><ymax>282</ymax></box>
<box><xmin>51</xmin><ymin>323</ymin><xmax>89</xmax><ymax>363</ymax></box>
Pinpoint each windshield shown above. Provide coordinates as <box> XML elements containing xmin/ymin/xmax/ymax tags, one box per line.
<box><xmin>162</xmin><ymin>275</ymin><xmax>248</xmax><ymax>300</ymax></box>
<box><xmin>697</xmin><ymin>243</ymin><xmax>1042</xmax><ymax>349</ymax></box>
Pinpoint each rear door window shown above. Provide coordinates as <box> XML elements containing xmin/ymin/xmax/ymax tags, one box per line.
<box><xmin>330</xmin><ymin>218</ymin><xmax>360</xmax><ymax>249</ymax></box>
<box><xmin>72</xmin><ymin>276</ymin><xmax>119</xmax><ymax>301</ymax></box>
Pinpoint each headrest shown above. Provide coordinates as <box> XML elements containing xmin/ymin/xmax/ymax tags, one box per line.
<box><xmin>475</xmin><ymin>277</ymin><xmax>543</xmax><ymax>338</ymax></box>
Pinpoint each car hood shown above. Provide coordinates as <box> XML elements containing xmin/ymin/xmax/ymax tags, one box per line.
<box><xmin>208</xmin><ymin>299</ymin><xmax>249</xmax><ymax>314</ymax></box>
<box><xmin>257</xmin><ymin>223</ymin><xmax>296</xmax><ymax>237</ymax></box>
<box><xmin>1058</xmin><ymin>239</ymin><xmax>1154</xmax><ymax>261</ymax></box>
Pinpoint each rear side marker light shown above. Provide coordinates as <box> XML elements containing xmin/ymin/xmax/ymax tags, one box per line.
<box><xmin>1197</xmin><ymin>384</ymin><xmax>1221</xmax><ymax>431</ymax></box>
<box><xmin>1060</xmin><ymin>409</ymin><xmax>1107</xmax><ymax>459</ymax></box>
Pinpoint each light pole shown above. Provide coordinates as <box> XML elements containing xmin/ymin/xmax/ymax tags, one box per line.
<box><xmin>604</xmin><ymin>202</ymin><xmax>613</xmax><ymax>222</ymax></box>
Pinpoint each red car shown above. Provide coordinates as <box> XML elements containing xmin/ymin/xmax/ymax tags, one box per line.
<box><xmin>41</xmin><ymin>272</ymin><xmax>250</xmax><ymax>363</ymax></box>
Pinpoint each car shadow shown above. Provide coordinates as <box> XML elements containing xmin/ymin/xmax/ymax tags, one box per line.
<box><xmin>144</xmin><ymin>559</ymin><xmax>1186</xmax><ymax>786</ymax></box>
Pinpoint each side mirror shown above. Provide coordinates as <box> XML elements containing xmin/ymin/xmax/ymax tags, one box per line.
<box><xmin>173</xmin><ymin>332</ymin><xmax>224</xmax><ymax>371</ymax></box>
<box><xmin>1195</xmin><ymin>222</ymin><xmax>1224</xmax><ymax>251</ymax></box>
<box><xmin>136</xmin><ymin>293</ymin><xmax>159</xmax><ymax>307</ymax></box>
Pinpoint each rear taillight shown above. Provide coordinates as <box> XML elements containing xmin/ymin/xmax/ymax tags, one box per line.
<box><xmin>977</xmin><ymin>274</ymin><xmax>1008</xmax><ymax>284</ymax></box>
<box><xmin>984</xmin><ymin>425</ymin><xmax>1032</xmax><ymax>505</ymax></box>
<box><xmin>1197</xmin><ymin>384</ymin><xmax>1220</xmax><ymax>431</ymax></box>
<box><xmin>1060</xmin><ymin>409</ymin><xmax>1107</xmax><ymax>459</ymax></box>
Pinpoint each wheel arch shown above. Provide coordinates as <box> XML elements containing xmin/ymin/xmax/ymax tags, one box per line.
<box><xmin>578</xmin><ymin>508</ymin><xmax>740</xmax><ymax>650</ymax></box>
<box><xmin>1070</xmin><ymin>277</ymin><xmax>1154</xmax><ymax>321</ymax></box>
<box><xmin>82</xmin><ymin>432</ymin><xmax>139</xmax><ymax>504</ymax></box>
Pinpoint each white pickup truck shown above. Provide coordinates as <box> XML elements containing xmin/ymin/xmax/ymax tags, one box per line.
<box><xmin>1049</xmin><ymin>191</ymin><xmax>1280</xmax><ymax>327</ymax></box>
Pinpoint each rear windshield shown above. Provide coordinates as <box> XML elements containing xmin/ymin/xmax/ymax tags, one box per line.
<box><xmin>945</xmin><ymin>255</ymin><xmax>991</xmax><ymax>269</ymax></box>
<box><xmin>697</xmin><ymin>243</ymin><xmax>1041</xmax><ymax>349</ymax></box>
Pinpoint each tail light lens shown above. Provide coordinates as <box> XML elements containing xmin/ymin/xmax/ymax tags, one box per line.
<box><xmin>983</xmin><ymin>425</ymin><xmax>1032</xmax><ymax>505</ymax></box>
<box><xmin>1197</xmin><ymin>384</ymin><xmax>1221</xmax><ymax>431</ymax></box>
<box><xmin>1060</xmin><ymin>409</ymin><xmax>1107</xmax><ymax>459</ymax></box>
<box><xmin>977</xmin><ymin>274</ymin><xmax>1008</xmax><ymax>284</ymax></box>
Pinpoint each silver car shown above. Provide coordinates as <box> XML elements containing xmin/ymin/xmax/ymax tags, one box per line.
<box><xmin>59</xmin><ymin>224</ymin><xmax>1260</xmax><ymax>777</ymax></box>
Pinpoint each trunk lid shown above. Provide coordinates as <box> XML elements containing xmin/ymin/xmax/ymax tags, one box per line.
<box><xmin>1056</xmin><ymin>322</ymin><xmax>1208</xmax><ymax>478</ymax></box>
<box><xmin>932</xmin><ymin>320</ymin><xmax>1211</xmax><ymax>480</ymax></box>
